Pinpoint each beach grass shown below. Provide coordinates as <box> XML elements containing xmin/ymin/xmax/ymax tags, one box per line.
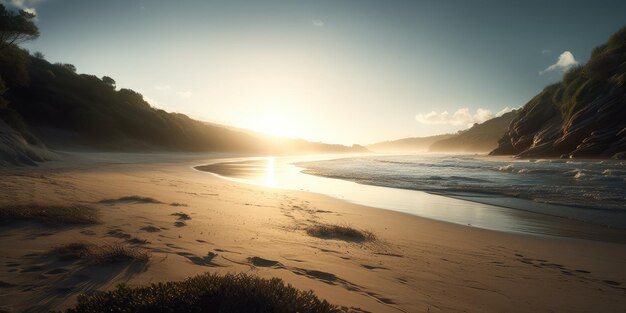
<box><xmin>0</xmin><ymin>204</ymin><xmax>99</xmax><ymax>225</ymax></box>
<box><xmin>98</xmin><ymin>195</ymin><xmax>162</xmax><ymax>204</ymax></box>
<box><xmin>51</xmin><ymin>242</ymin><xmax>150</xmax><ymax>264</ymax></box>
<box><xmin>307</xmin><ymin>223</ymin><xmax>376</xmax><ymax>242</ymax></box>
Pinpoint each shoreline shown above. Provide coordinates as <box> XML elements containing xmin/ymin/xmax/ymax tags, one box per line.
<box><xmin>194</xmin><ymin>156</ymin><xmax>626</xmax><ymax>243</ymax></box>
<box><xmin>1</xmin><ymin>152</ymin><xmax>625</xmax><ymax>312</ymax></box>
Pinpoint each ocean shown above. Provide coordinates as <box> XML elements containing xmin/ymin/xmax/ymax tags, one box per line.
<box><xmin>297</xmin><ymin>155</ymin><xmax>626</xmax><ymax>211</ymax></box>
<box><xmin>197</xmin><ymin>154</ymin><xmax>626</xmax><ymax>241</ymax></box>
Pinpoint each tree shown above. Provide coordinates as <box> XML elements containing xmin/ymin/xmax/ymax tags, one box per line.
<box><xmin>33</xmin><ymin>51</ymin><xmax>44</xmax><ymax>59</ymax></box>
<box><xmin>55</xmin><ymin>62</ymin><xmax>76</xmax><ymax>73</ymax></box>
<box><xmin>102</xmin><ymin>76</ymin><xmax>116</xmax><ymax>89</ymax></box>
<box><xmin>0</xmin><ymin>4</ymin><xmax>39</xmax><ymax>50</ymax></box>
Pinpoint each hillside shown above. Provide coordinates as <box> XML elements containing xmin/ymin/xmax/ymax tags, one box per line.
<box><xmin>367</xmin><ymin>134</ymin><xmax>454</xmax><ymax>153</ymax></box>
<box><xmin>0</xmin><ymin>46</ymin><xmax>366</xmax><ymax>163</ymax></box>
<box><xmin>428</xmin><ymin>111</ymin><xmax>517</xmax><ymax>153</ymax></box>
<box><xmin>491</xmin><ymin>27</ymin><xmax>626</xmax><ymax>159</ymax></box>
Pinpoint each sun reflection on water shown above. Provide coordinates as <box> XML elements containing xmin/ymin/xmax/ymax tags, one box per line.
<box><xmin>265</xmin><ymin>157</ymin><xmax>276</xmax><ymax>187</ymax></box>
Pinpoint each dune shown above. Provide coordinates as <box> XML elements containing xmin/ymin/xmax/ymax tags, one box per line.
<box><xmin>0</xmin><ymin>119</ymin><xmax>56</xmax><ymax>166</ymax></box>
<box><xmin>0</xmin><ymin>153</ymin><xmax>625</xmax><ymax>312</ymax></box>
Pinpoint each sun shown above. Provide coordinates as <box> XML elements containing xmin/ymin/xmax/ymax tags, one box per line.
<box><xmin>251</xmin><ymin>113</ymin><xmax>299</xmax><ymax>138</ymax></box>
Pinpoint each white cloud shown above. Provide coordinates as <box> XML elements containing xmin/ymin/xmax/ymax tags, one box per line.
<box><xmin>495</xmin><ymin>107</ymin><xmax>514</xmax><ymax>117</ymax></box>
<box><xmin>312</xmin><ymin>19</ymin><xmax>325</xmax><ymax>27</ymax></box>
<box><xmin>416</xmin><ymin>107</ymin><xmax>513</xmax><ymax>127</ymax></box>
<box><xmin>473</xmin><ymin>108</ymin><xmax>493</xmax><ymax>123</ymax></box>
<box><xmin>540</xmin><ymin>51</ymin><xmax>578</xmax><ymax>75</ymax></box>
<box><xmin>178</xmin><ymin>91</ymin><xmax>192</xmax><ymax>99</ymax></box>
<box><xmin>541</xmin><ymin>49</ymin><xmax>551</xmax><ymax>55</ymax></box>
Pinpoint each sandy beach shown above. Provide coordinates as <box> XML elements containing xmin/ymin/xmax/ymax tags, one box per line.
<box><xmin>1</xmin><ymin>153</ymin><xmax>625</xmax><ymax>313</ymax></box>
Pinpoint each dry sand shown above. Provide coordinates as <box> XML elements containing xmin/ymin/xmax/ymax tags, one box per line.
<box><xmin>0</xmin><ymin>153</ymin><xmax>625</xmax><ymax>312</ymax></box>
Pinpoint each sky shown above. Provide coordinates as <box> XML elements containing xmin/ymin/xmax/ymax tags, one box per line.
<box><xmin>4</xmin><ymin>0</ymin><xmax>626</xmax><ymax>145</ymax></box>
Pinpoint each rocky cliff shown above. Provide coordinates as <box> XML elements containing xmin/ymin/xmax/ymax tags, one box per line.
<box><xmin>491</xmin><ymin>27</ymin><xmax>626</xmax><ymax>159</ymax></box>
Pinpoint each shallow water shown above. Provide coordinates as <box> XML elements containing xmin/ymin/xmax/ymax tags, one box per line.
<box><xmin>195</xmin><ymin>154</ymin><xmax>626</xmax><ymax>243</ymax></box>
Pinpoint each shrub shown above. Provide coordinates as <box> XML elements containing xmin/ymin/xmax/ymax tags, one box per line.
<box><xmin>61</xmin><ymin>273</ymin><xmax>346</xmax><ymax>313</ymax></box>
<box><xmin>171</xmin><ymin>212</ymin><xmax>191</xmax><ymax>220</ymax></box>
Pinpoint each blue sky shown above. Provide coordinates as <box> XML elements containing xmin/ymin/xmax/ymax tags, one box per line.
<box><xmin>5</xmin><ymin>0</ymin><xmax>626</xmax><ymax>144</ymax></box>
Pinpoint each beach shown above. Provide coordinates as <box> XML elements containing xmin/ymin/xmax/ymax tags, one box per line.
<box><xmin>1</xmin><ymin>153</ymin><xmax>625</xmax><ymax>312</ymax></box>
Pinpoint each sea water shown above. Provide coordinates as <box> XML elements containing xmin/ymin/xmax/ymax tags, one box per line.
<box><xmin>297</xmin><ymin>155</ymin><xmax>626</xmax><ymax>212</ymax></box>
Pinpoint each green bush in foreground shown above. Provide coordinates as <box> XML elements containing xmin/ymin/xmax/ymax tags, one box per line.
<box><xmin>63</xmin><ymin>273</ymin><xmax>346</xmax><ymax>313</ymax></box>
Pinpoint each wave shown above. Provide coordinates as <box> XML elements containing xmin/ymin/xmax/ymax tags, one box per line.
<box><xmin>296</xmin><ymin>155</ymin><xmax>626</xmax><ymax>211</ymax></box>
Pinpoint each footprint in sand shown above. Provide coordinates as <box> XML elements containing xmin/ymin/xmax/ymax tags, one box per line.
<box><xmin>185</xmin><ymin>252</ymin><xmax>222</xmax><ymax>267</ymax></box>
<box><xmin>361</xmin><ymin>264</ymin><xmax>387</xmax><ymax>270</ymax></box>
<box><xmin>374</xmin><ymin>252</ymin><xmax>404</xmax><ymax>258</ymax></box>
<box><xmin>302</xmin><ymin>269</ymin><xmax>337</xmax><ymax>282</ymax></box>
<box><xmin>107</xmin><ymin>229</ymin><xmax>131</xmax><ymax>239</ymax></box>
<box><xmin>44</xmin><ymin>268</ymin><xmax>69</xmax><ymax>275</ymax></box>
<box><xmin>214</xmin><ymin>248</ymin><xmax>241</xmax><ymax>254</ymax></box>
<box><xmin>140</xmin><ymin>226</ymin><xmax>161</xmax><ymax>232</ymax></box>
<box><xmin>127</xmin><ymin>238</ymin><xmax>149</xmax><ymax>245</ymax></box>
<box><xmin>172</xmin><ymin>212</ymin><xmax>191</xmax><ymax>225</ymax></box>
<box><xmin>397</xmin><ymin>277</ymin><xmax>409</xmax><ymax>284</ymax></box>
<box><xmin>248</xmin><ymin>256</ymin><xmax>281</xmax><ymax>268</ymax></box>
<box><xmin>603</xmin><ymin>280</ymin><xmax>621</xmax><ymax>286</ymax></box>
<box><xmin>166</xmin><ymin>243</ymin><xmax>184</xmax><ymax>249</ymax></box>
<box><xmin>20</xmin><ymin>265</ymin><xmax>43</xmax><ymax>273</ymax></box>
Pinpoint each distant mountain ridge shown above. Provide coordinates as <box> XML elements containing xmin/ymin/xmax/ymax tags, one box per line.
<box><xmin>491</xmin><ymin>27</ymin><xmax>626</xmax><ymax>159</ymax></box>
<box><xmin>367</xmin><ymin>134</ymin><xmax>454</xmax><ymax>153</ymax></box>
<box><xmin>367</xmin><ymin>111</ymin><xmax>516</xmax><ymax>154</ymax></box>
<box><xmin>428</xmin><ymin>111</ymin><xmax>517</xmax><ymax>153</ymax></box>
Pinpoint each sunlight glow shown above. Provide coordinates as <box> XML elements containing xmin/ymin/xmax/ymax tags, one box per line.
<box><xmin>264</xmin><ymin>157</ymin><xmax>276</xmax><ymax>187</ymax></box>
<box><xmin>250</xmin><ymin>113</ymin><xmax>300</xmax><ymax>138</ymax></box>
